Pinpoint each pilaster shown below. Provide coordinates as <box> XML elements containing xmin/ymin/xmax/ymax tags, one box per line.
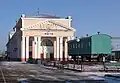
<box><xmin>21</xmin><ymin>36</ymin><xmax>25</xmax><ymax>62</ymax></box>
<box><xmin>60</xmin><ymin>37</ymin><xmax>63</xmax><ymax>61</ymax></box>
<box><xmin>26</xmin><ymin>36</ymin><xmax>29</xmax><ymax>61</ymax></box>
<box><xmin>56</xmin><ymin>37</ymin><xmax>60</xmax><ymax>61</ymax></box>
<box><xmin>34</xmin><ymin>36</ymin><xmax>38</xmax><ymax>59</ymax></box>
<box><xmin>38</xmin><ymin>37</ymin><xmax>41</xmax><ymax>59</ymax></box>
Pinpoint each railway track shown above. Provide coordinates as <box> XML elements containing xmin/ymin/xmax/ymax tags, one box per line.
<box><xmin>0</xmin><ymin>68</ymin><xmax>6</xmax><ymax>83</ymax></box>
<box><xmin>0</xmin><ymin>68</ymin><xmax>20</xmax><ymax>83</ymax></box>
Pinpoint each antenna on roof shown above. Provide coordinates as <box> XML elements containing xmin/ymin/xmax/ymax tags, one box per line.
<box><xmin>97</xmin><ymin>31</ymin><xmax>100</xmax><ymax>35</ymax></box>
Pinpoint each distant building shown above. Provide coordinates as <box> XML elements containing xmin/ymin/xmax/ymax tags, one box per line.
<box><xmin>111</xmin><ymin>37</ymin><xmax>120</xmax><ymax>61</ymax></box>
<box><xmin>6</xmin><ymin>14</ymin><xmax>76</xmax><ymax>62</ymax></box>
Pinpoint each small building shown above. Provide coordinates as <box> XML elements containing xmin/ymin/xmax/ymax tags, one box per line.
<box><xmin>68</xmin><ymin>33</ymin><xmax>112</xmax><ymax>61</ymax></box>
<box><xmin>111</xmin><ymin>37</ymin><xmax>120</xmax><ymax>61</ymax></box>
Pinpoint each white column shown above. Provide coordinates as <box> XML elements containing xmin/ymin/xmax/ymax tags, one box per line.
<box><xmin>38</xmin><ymin>37</ymin><xmax>41</xmax><ymax>59</ymax></box>
<box><xmin>21</xmin><ymin>36</ymin><xmax>25</xmax><ymax>62</ymax></box>
<box><xmin>32</xmin><ymin>41</ymin><xmax>35</xmax><ymax>59</ymax></box>
<box><xmin>67</xmin><ymin>37</ymin><xmax>71</xmax><ymax>60</ymax></box>
<box><xmin>60</xmin><ymin>37</ymin><xmax>63</xmax><ymax>61</ymax></box>
<box><xmin>56</xmin><ymin>37</ymin><xmax>60</xmax><ymax>61</ymax></box>
<box><xmin>34</xmin><ymin>36</ymin><xmax>38</xmax><ymax>59</ymax></box>
<box><xmin>64</xmin><ymin>37</ymin><xmax>71</xmax><ymax>61</ymax></box>
<box><xmin>64</xmin><ymin>38</ymin><xmax>68</xmax><ymax>61</ymax></box>
<box><xmin>44</xmin><ymin>46</ymin><xmax>46</xmax><ymax>59</ymax></box>
<box><xmin>26</xmin><ymin>36</ymin><xmax>29</xmax><ymax>61</ymax></box>
<box><xmin>68</xmin><ymin>36</ymin><xmax>71</xmax><ymax>41</ymax></box>
<box><xmin>54</xmin><ymin>40</ymin><xmax>57</xmax><ymax>60</ymax></box>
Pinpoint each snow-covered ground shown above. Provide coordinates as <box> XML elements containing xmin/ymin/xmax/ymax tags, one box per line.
<box><xmin>0</xmin><ymin>61</ymin><xmax>120</xmax><ymax>83</ymax></box>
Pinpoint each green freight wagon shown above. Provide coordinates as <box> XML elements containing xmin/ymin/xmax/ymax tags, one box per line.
<box><xmin>68</xmin><ymin>34</ymin><xmax>112</xmax><ymax>61</ymax></box>
<box><xmin>91</xmin><ymin>34</ymin><xmax>112</xmax><ymax>54</ymax></box>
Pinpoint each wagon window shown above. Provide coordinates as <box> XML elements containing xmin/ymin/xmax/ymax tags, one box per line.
<box><xmin>81</xmin><ymin>42</ymin><xmax>83</xmax><ymax>48</ymax></box>
<box><xmin>89</xmin><ymin>42</ymin><xmax>90</xmax><ymax>47</ymax></box>
<box><xmin>78</xmin><ymin>44</ymin><xmax>80</xmax><ymax>48</ymax></box>
<box><xmin>76</xmin><ymin>44</ymin><xmax>77</xmax><ymax>48</ymax></box>
<box><xmin>73</xmin><ymin>44</ymin><xmax>75</xmax><ymax>48</ymax></box>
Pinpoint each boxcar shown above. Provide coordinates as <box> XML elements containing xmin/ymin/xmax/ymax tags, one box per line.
<box><xmin>68</xmin><ymin>34</ymin><xmax>112</xmax><ymax>61</ymax></box>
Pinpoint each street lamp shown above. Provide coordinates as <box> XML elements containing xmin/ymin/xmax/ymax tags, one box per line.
<box><xmin>103</xmin><ymin>54</ymin><xmax>106</xmax><ymax>71</ymax></box>
<box><xmin>76</xmin><ymin>38</ymin><xmax>81</xmax><ymax>71</ymax></box>
<box><xmin>76</xmin><ymin>38</ymin><xmax>80</xmax><ymax>42</ymax></box>
<box><xmin>76</xmin><ymin>38</ymin><xmax>80</xmax><ymax>62</ymax></box>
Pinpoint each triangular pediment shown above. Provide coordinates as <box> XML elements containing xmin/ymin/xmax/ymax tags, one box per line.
<box><xmin>24</xmin><ymin>20</ymin><xmax>76</xmax><ymax>31</ymax></box>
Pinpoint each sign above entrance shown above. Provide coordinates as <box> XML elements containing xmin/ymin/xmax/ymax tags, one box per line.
<box><xmin>44</xmin><ymin>32</ymin><xmax>53</xmax><ymax>35</ymax></box>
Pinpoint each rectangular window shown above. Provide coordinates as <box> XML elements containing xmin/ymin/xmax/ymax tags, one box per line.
<box><xmin>89</xmin><ymin>42</ymin><xmax>90</xmax><ymax>47</ymax></box>
<box><xmin>78</xmin><ymin>44</ymin><xmax>80</xmax><ymax>48</ymax></box>
<box><xmin>81</xmin><ymin>42</ymin><xmax>83</xmax><ymax>48</ymax></box>
<box><xmin>70</xmin><ymin>45</ymin><xmax>72</xmax><ymax>48</ymax></box>
<box><xmin>76</xmin><ymin>44</ymin><xmax>77</xmax><ymax>48</ymax></box>
<box><xmin>73</xmin><ymin>44</ymin><xmax>74</xmax><ymax>48</ymax></box>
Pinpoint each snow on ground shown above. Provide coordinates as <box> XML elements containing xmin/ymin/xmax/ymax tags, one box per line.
<box><xmin>83</xmin><ymin>65</ymin><xmax>103</xmax><ymax>71</ymax></box>
<box><xmin>1</xmin><ymin>61</ymin><xmax>120</xmax><ymax>82</ymax></box>
<box><xmin>88</xmin><ymin>76</ymin><xmax>105</xmax><ymax>80</ymax></box>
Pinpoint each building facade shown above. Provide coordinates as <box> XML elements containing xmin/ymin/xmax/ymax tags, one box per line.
<box><xmin>111</xmin><ymin>37</ymin><xmax>120</xmax><ymax>61</ymax></box>
<box><xmin>6</xmin><ymin>14</ymin><xmax>75</xmax><ymax>62</ymax></box>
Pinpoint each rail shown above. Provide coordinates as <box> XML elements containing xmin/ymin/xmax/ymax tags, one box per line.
<box><xmin>104</xmin><ymin>62</ymin><xmax>120</xmax><ymax>71</ymax></box>
<box><xmin>0</xmin><ymin>68</ymin><xmax>6</xmax><ymax>83</ymax></box>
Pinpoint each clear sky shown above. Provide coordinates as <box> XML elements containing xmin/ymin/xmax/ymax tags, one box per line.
<box><xmin>0</xmin><ymin>0</ymin><xmax>120</xmax><ymax>50</ymax></box>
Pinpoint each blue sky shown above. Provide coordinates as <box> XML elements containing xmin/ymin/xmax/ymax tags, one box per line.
<box><xmin>0</xmin><ymin>0</ymin><xmax>120</xmax><ymax>50</ymax></box>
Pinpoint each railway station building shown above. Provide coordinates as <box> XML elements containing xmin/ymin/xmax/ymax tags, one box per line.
<box><xmin>6</xmin><ymin>14</ymin><xmax>76</xmax><ymax>62</ymax></box>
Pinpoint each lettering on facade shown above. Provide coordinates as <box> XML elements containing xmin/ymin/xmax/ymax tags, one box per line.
<box><xmin>44</xmin><ymin>32</ymin><xmax>53</xmax><ymax>35</ymax></box>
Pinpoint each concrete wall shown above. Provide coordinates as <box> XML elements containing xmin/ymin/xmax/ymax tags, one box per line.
<box><xmin>7</xmin><ymin>31</ymin><xmax>22</xmax><ymax>60</ymax></box>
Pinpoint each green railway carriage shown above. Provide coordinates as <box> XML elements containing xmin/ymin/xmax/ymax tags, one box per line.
<box><xmin>91</xmin><ymin>34</ymin><xmax>112</xmax><ymax>54</ymax></box>
<box><xmin>68</xmin><ymin>34</ymin><xmax>112</xmax><ymax>61</ymax></box>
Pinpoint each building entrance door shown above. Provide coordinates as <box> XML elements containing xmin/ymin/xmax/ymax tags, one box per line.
<box><xmin>41</xmin><ymin>39</ymin><xmax>54</xmax><ymax>60</ymax></box>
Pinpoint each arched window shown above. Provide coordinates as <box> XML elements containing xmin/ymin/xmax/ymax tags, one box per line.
<box><xmin>41</xmin><ymin>39</ymin><xmax>53</xmax><ymax>46</ymax></box>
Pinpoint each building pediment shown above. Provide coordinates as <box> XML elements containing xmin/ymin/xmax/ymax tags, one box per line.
<box><xmin>23</xmin><ymin>20</ymin><xmax>76</xmax><ymax>31</ymax></box>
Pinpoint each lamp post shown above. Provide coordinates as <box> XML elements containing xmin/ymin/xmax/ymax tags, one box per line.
<box><xmin>76</xmin><ymin>38</ymin><xmax>81</xmax><ymax>71</ymax></box>
<box><xmin>103</xmin><ymin>55</ymin><xmax>105</xmax><ymax>71</ymax></box>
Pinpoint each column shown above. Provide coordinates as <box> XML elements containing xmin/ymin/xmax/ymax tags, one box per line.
<box><xmin>64</xmin><ymin>37</ymin><xmax>71</xmax><ymax>61</ymax></box>
<box><xmin>68</xmin><ymin>37</ymin><xmax>72</xmax><ymax>60</ymax></box>
<box><xmin>21</xmin><ymin>36</ymin><xmax>25</xmax><ymax>62</ymax></box>
<box><xmin>32</xmin><ymin>41</ymin><xmax>35</xmax><ymax>59</ymax></box>
<box><xmin>38</xmin><ymin>37</ymin><xmax>41</xmax><ymax>59</ymax></box>
<box><xmin>68</xmin><ymin>36</ymin><xmax>71</xmax><ymax>41</ymax></box>
<box><xmin>34</xmin><ymin>36</ymin><xmax>38</xmax><ymax>59</ymax></box>
<box><xmin>44</xmin><ymin>46</ymin><xmax>46</xmax><ymax>59</ymax></box>
<box><xmin>60</xmin><ymin>37</ymin><xmax>63</xmax><ymax>61</ymax></box>
<box><xmin>26</xmin><ymin>36</ymin><xmax>29</xmax><ymax>61</ymax></box>
<box><xmin>56</xmin><ymin>37</ymin><xmax>60</xmax><ymax>61</ymax></box>
<box><xmin>64</xmin><ymin>38</ymin><xmax>68</xmax><ymax>61</ymax></box>
<box><xmin>54</xmin><ymin>40</ymin><xmax>57</xmax><ymax>60</ymax></box>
